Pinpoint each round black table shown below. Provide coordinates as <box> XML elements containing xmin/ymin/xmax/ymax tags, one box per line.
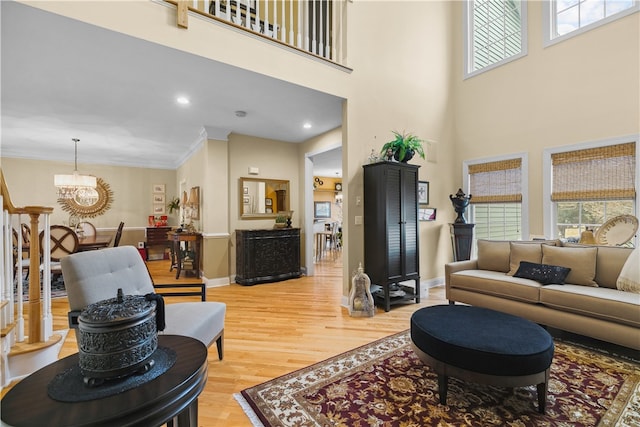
<box><xmin>411</xmin><ymin>305</ymin><xmax>554</xmax><ymax>414</ymax></box>
<box><xmin>1</xmin><ymin>335</ymin><xmax>208</xmax><ymax>427</ymax></box>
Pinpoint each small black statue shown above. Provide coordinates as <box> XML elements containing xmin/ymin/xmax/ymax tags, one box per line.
<box><xmin>449</xmin><ymin>188</ymin><xmax>472</xmax><ymax>224</ymax></box>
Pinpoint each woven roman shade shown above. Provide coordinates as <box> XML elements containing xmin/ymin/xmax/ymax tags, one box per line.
<box><xmin>469</xmin><ymin>158</ymin><xmax>522</xmax><ymax>204</ymax></box>
<box><xmin>551</xmin><ymin>142</ymin><xmax>636</xmax><ymax>201</ymax></box>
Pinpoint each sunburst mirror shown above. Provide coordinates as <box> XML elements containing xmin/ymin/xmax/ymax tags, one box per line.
<box><xmin>58</xmin><ymin>177</ymin><xmax>114</xmax><ymax>218</ymax></box>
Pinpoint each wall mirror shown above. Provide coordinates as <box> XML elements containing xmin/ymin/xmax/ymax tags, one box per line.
<box><xmin>240</xmin><ymin>177</ymin><xmax>289</xmax><ymax>218</ymax></box>
<box><xmin>58</xmin><ymin>177</ymin><xmax>114</xmax><ymax>218</ymax></box>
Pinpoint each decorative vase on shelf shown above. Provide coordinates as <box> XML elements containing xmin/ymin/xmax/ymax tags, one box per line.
<box><xmin>349</xmin><ymin>263</ymin><xmax>375</xmax><ymax>317</ymax></box>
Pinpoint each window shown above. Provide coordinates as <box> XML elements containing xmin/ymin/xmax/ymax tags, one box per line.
<box><xmin>549</xmin><ymin>141</ymin><xmax>637</xmax><ymax>242</ymax></box>
<box><xmin>466</xmin><ymin>156</ymin><xmax>528</xmax><ymax>242</ymax></box>
<box><xmin>544</xmin><ymin>0</ymin><xmax>639</xmax><ymax>46</ymax></box>
<box><xmin>464</xmin><ymin>0</ymin><xmax>527</xmax><ymax>78</ymax></box>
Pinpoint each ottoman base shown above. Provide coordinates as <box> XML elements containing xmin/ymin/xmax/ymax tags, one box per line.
<box><xmin>412</xmin><ymin>344</ymin><xmax>550</xmax><ymax>414</ymax></box>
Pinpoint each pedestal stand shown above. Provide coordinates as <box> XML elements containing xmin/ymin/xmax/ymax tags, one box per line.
<box><xmin>450</xmin><ymin>223</ymin><xmax>475</xmax><ymax>261</ymax></box>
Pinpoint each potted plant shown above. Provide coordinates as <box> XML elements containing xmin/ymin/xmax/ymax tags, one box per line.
<box><xmin>380</xmin><ymin>131</ymin><xmax>425</xmax><ymax>163</ymax></box>
<box><xmin>274</xmin><ymin>214</ymin><xmax>287</xmax><ymax>228</ymax></box>
<box><xmin>167</xmin><ymin>197</ymin><xmax>180</xmax><ymax>214</ymax></box>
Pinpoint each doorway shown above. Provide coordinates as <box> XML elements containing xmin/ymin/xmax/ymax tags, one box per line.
<box><xmin>305</xmin><ymin>145</ymin><xmax>342</xmax><ymax>276</ymax></box>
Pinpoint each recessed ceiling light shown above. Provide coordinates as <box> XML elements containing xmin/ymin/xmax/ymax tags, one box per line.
<box><xmin>176</xmin><ymin>96</ymin><xmax>190</xmax><ymax>105</ymax></box>
<box><xmin>303</xmin><ymin>123</ymin><xmax>312</xmax><ymax>129</ymax></box>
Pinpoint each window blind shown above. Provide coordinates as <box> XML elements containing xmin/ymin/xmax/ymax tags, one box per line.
<box><xmin>551</xmin><ymin>142</ymin><xmax>636</xmax><ymax>201</ymax></box>
<box><xmin>469</xmin><ymin>158</ymin><xmax>522</xmax><ymax>203</ymax></box>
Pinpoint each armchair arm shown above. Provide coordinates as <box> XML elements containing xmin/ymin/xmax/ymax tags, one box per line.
<box><xmin>68</xmin><ymin>309</ymin><xmax>82</xmax><ymax>329</ymax></box>
<box><xmin>153</xmin><ymin>282</ymin><xmax>206</xmax><ymax>302</ymax></box>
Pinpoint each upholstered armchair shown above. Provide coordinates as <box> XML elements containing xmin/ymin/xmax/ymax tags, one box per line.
<box><xmin>61</xmin><ymin>245</ymin><xmax>226</xmax><ymax>359</ymax></box>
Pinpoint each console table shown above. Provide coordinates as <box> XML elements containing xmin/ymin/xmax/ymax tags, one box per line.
<box><xmin>1</xmin><ymin>335</ymin><xmax>208</xmax><ymax>427</ymax></box>
<box><xmin>235</xmin><ymin>228</ymin><xmax>301</xmax><ymax>285</ymax></box>
<box><xmin>168</xmin><ymin>231</ymin><xmax>202</xmax><ymax>279</ymax></box>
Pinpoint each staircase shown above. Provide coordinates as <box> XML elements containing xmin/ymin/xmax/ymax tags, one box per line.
<box><xmin>1</xmin><ymin>170</ymin><xmax>66</xmax><ymax>389</ymax></box>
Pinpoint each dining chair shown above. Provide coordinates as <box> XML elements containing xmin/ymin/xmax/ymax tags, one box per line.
<box><xmin>77</xmin><ymin>221</ymin><xmax>96</xmax><ymax>237</ymax></box>
<box><xmin>20</xmin><ymin>223</ymin><xmax>30</xmax><ymax>246</ymax></box>
<box><xmin>113</xmin><ymin>221</ymin><xmax>125</xmax><ymax>247</ymax></box>
<box><xmin>61</xmin><ymin>246</ymin><xmax>226</xmax><ymax>358</ymax></box>
<box><xmin>39</xmin><ymin>225</ymin><xmax>79</xmax><ymax>280</ymax></box>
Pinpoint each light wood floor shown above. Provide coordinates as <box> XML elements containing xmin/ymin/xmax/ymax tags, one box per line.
<box><xmin>17</xmin><ymin>253</ymin><xmax>447</xmax><ymax>426</ymax></box>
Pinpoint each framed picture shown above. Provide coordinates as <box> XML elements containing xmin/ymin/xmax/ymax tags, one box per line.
<box><xmin>266</xmin><ymin>207</ymin><xmax>273</xmax><ymax>213</ymax></box>
<box><xmin>153</xmin><ymin>194</ymin><xmax>165</xmax><ymax>203</ymax></box>
<box><xmin>153</xmin><ymin>204</ymin><xmax>165</xmax><ymax>214</ymax></box>
<box><xmin>153</xmin><ymin>184</ymin><xmax>165</xmax><ymax>194</ymax></box>
<box><xmin>265</xmin><ymin>198</ymin><xmax>273</xmax><ymax>206</ymax></box>
<box><xmin>418</xmin><ymin>181</ymin><xmax>429</xmax><ymax>204</ymax></box>
<box><xmin>314</xmin><ymin>201</ymin><xmax>331</xmax><ymax>219</ymax></box>
<box><xmin>419</xmin><ymin>207</ymin><xmax>437</xmax><ymax>221</ymax></box>
<box><xmin>243</xmin><ymin>196</ymin><xmax>250</xmax><ymax>204</ymax></box>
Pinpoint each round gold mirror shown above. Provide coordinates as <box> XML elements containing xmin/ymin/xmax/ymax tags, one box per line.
<box><xmin>58</xmin><ymin>177</ymin><xmax>114</xmax><ymax>218</ymax></box>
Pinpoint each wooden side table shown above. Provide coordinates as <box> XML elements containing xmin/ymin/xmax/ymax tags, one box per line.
<box><xmin>168</xmin><ymin>231</ymin><xmax>202</xmax><ymax>279</ymax></box>
<box><xmin>1</xmin><ymin>335</ymin><xmax>207</xmax><ymax>427</ymax></box>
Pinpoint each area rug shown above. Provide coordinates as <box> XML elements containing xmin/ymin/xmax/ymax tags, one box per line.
<box><xmin>15</xmin><ymin>275</ymin><xmax>67</xmax><ymax>300</ymax></box>
<box><xmin>235</xmin><ymin>331</ymin><xmax>640</xmax><ymax>427</ymax></box>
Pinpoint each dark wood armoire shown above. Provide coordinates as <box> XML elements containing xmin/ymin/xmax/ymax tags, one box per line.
<box><xmin>363</xmin><ymin>162</ymin><xmax>420</xmax><ymax>311</ymax></box>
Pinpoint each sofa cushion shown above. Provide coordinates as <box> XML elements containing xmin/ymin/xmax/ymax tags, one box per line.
<box><xmin>477</xmin><ymin>240</ymin><xmax>511</xmax><ymax>272</ymax></box>
<box><xmin>507</xmin><ymin>242</ymin><xmax>544</xmax><ymax>275</ymax></box>
<box><xmin>564</xmin><ymin>244</ymin><xmax>633</xmax><ymax>289</ymax></box>
<box><xmin>617</xmin><ymin>247</ymin><xmax>640</xmax><ymax>293</ymax></box>
<box><xmin>514</xmin><ymin>261</ymin><xmax>571</xmax><ymax>285</ymax></box>
<box><xmin>542</xmin><ymin>245</ymin><xmax>598</xmax><ymax>287</ymax></box>
<box><xmin>449</xmin><ymin>270</ymin><xmax>542</xmax><ymax>303</ymax></box>
<box><xmin>540</xmin><ymin>284</ymin><xmax>640</xmax><ymax>328</ymax></box>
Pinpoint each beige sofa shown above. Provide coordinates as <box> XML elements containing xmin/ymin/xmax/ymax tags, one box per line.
<box><xmin>445</xmin><ymin>240</ymin><xmax>640</xmax><ymax>350</ymax></box>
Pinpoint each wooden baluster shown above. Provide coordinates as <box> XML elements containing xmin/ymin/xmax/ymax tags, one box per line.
<box><xmin>297</xmin><ymin>0</ymin><xmax>303</xmax><ymax>48</ymax></box>
<box><xmin>318</xmin><ymin>0</ymin><xmax>324</xmax><ymax>56</ymax></box>
<box><xmin>325</xmin><ymin>0</ymin><xmax>330</xmax><ymax>58</ymax></box>
<box><xmin>289</xmin><ymin>0</ymin><xmax>294</xmax><ymax>45</ymax></box>
<box><xmin>312</xmin><ymin>0</ymin><xmax>317</xmax><ymax>54</ymax></box>
<box><xmin>280</xmin><ymin>0</ymin><xmax>286</xmax><ymax>42</ymax></box>
<box><xmin>273</xmin><ymin>0</ymin><xmax>278</xmax><ymax>38</ymax></box>
<box><xmin>265</xmin><ymin>0</ymin><xmax>270</xmax><ymax>36</ymax></box>
<box><xmin>253</xmin><ymin>0</ymin><xmax>261</xmax><ymax>32</ymax></box>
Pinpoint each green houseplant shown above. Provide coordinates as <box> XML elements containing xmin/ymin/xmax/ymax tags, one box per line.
<box><xmin>167</xmin><ymin>197</ymin><xmax>180</xmax><ymax>214</ymax></box>
<box><xmin>380</xmin><ymin>131</ymin><xmax>425</xmax><ymax>163</ymax></box>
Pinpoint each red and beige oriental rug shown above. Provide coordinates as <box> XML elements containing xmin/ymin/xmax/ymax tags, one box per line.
<box><xmin>235</xmin><ymin>331</ymin><xmax>640</xmax><ymax>427</ymax></box>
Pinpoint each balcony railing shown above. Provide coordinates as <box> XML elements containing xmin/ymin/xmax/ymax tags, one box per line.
<box><xmin>167</xmin><ymin>0</ymin><xmax>349</xmax><ymax>67</ymax></box>
<box><xmin>1</xmin><ymin>170</ymin><xmax>61</xmax><ymax>387</ymax></box>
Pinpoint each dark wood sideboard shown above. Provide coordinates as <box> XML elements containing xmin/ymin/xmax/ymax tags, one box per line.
<box><xmin>235</xmin><ymin>228</ymin><xmax>301</xmax><ymax>285</ymax></box>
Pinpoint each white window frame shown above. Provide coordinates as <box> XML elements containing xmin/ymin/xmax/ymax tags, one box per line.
<box><xmin>543</xmin><ymin>134</ymin><xmax>640</xmax><ymax>240</ymax></box>
<box><xmin>543</xmin><ymin>0</ymin><xmax>640</xmax><ymax>48</ymax></box>
<box><xmin>464</xmin><ymin>0</ymin><xmax>528</xmax><ymax>79</ymax></box>
<box><xmin>463</xmin><ymin>152</ymin><xmax>530</xmax><ymax>240</ymax></box>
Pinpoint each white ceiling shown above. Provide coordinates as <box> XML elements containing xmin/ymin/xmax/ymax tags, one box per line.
<box><xmin>0</xmin><ymin>1</ymin><xmax>343</xmax><ymax>175</ymax></box>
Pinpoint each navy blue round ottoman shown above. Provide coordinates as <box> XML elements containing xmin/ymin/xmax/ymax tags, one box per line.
<box><xmin>410</xmin><ymin>305</ymin><xmax>554</xmax><ymax>414</ymax></box>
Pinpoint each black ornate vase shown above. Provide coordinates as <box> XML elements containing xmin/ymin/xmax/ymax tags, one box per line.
<box><xmin>78</xmin><ymin>289</ymin><xmax>157</xmax><ymax>386</ymax></box>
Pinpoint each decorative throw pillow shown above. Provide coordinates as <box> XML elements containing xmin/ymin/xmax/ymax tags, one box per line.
<box><xmin>476</xmin><ymin>240</ymin><xmax>510</xmax><ymax>272</ymax></box>
<box><xmin>507</xmin><ymin>242</ymin><xmax>544</xmax><ymax>276</ymax></box>
<box><xmin>514</xmin><ymin>261</ymin><xmax>572</xmax><ymax>285</ymax></box>
<box><xmin>616</xmin><ymin>247</ymin><xmax>640</xmax><ymax>293</ymax></box>
<box><xmin>542</xmin><ymin>245</ymin><xmax>598</xmax><ymax>287</ymax></box>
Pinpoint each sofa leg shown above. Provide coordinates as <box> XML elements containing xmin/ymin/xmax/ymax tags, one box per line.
<box><xmin>448</xmin><ymin>300</ymin><xmax>455</xmax><ymax>305</ymax></box>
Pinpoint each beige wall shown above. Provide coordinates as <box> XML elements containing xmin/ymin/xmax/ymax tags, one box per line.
<box><xmin>451</xmin><ymin>2</ymin><xmax>640</xmax><ymax>236</ymax></box>
<box><xmin>227</xmin><ymin>133</ymin><xmax>301</xmax><ymax>277</ymax></box>
<box><xmin>343</xmin><ymin>1</ymin><xmax>457</xmax><ymax>292</ymax></box>
<box><xmin>1</xmin><ymin>158</ymin><xmax>177</xmax><ymax>228</ymax></box>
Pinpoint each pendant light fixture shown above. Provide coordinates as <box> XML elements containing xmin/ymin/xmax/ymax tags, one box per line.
<box><xmin>54</xmin><ymin>138</ymin><xmax>97</xmax><ymax>199</ymax></box>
